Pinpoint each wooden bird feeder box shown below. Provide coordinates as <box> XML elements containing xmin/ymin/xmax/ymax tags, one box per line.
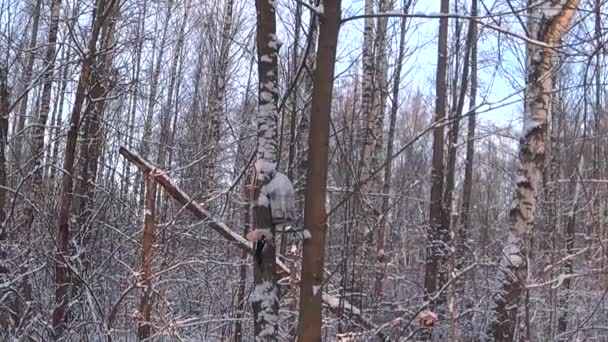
<box><xmin>263</xmin><ymin>171</ymin><xmax>296</xmax><ymax>225</ymax></box>
<box><xmin>418</xmin><ymin>310</ymin><xmax>437</xmax><ymax>329</ymax></box>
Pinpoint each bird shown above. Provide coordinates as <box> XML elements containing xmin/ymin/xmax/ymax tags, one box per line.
<box><xmin>255</xmin><ymin>235</ymin><xmax>266</xmax><ymax>265</ymax></box>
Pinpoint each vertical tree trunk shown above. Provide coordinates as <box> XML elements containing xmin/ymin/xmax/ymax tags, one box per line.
<box><xmin>121</xmin><ymin>0</ymin><xmax>147</xmax><ymax>199</ymax></box>
<box><xmin>357</xmin><ymin>0</ymin><xmax>377</xmax><ymax>243</ymax></box>
<box><xmin>592</xmin><ymin>0</ymin><xmax>604</xmax><ymax>265</ymax></box>
<box><xmin>51</xmin><ymin>0</ymin><xmax>115</xmax><ymax>337</ymax></box>
<box><xmin>155</xmin><ymin>1</ymin><xmax>189</xmax><ymax>169</ymax></box>
<box><xmin>251</xmin><ymin>0</ymin><xmax>281</xmax><ymax>339</ymax></box>
<box><xmin>73</xmin><ymin>5</ymin><xmax>118</xmax><ymax>294</ymax></box>
<box><xmin>286</xmin><ymin>0</ymin><xmax>302</xmax><ymax>182</ymax></box>
<box><xmin>458</xmin><ymin>0</ymin><xmax>478</xmax><ymax>276</ymax></box>
<box><xmin>422</xmin><ymin>0</ymin><xmax>449</xmax><ymax>329</ymax></box>
<box><xmin>445</xmin><ymin>2</ymin><xmax>476</xmax><ymax>338</ymax></box>
<box><xmin>297</xmin><ymin>14</ymin><xmax>317</xmax><ymax>178</ymax></box>
<box><xmin>48</xmin><ymin>46</ymin><xmax>72</xmax><ymax>183</ymax></box>
<box><xmin>203</xmin><ymin>0</ymin><xmax>234</xmax><ymax>195</ymax></box>
<box><xmin>25</xmin><ymin>0</ymin><xmax>62</xmax><ymax>225</ymax></box>
<box><xmin>0</xmin><ymin>65</ymin><xmax>11</xmax><ymax>331</ymax></box>
<box><xmin>233</xmin><ymin>56</ymin><xmax>255</xmax><ymax>342</ymax></box>
<box><xmin>296</xmin><ymin>0</ymin><xmax>341</xmax><ymax>339</ymax></box>
<box><xmin>452</xmin><ymin>2</ymin><xmax>478</xmax><ymax>340</ymax></box>
<box><xmin>138</xmin><ymin>0</ymin><xmax>172</xmax><ymax>205</ymax></box>
<box><xmin>0</xmin><ymin>66</ymin><xmax>7</xmax><ymax>234</ymax></box>
<box><xmin>375</xmin><ymin>0</ymin><xmax>412</xmax><ymax>302</ymax></box>
<box><xmin>556</xmin><ymin>155</ymin><xmax>582</xmax><ymax>340</ymax></box>
<box><xmin>12</xmin><ymin>0</ymin><xmax>42</xmax><ymax>171</ymax></box>
<box><xmin>138</xmin><ymin>173</ymin><xmax>158</xmax><ymax>339</ymax></box>
<box><xmin>489</xmin><ymin>2</ymin><xmax>579</xmax><ymax>340</ymax></box>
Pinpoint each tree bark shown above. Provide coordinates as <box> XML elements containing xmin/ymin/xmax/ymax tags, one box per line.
<box><xmin>72</xmin><ymin>5</ymin><xmax>118</xmax><ymax>297</ymax></box>
<box><xmin>375</xmin><ymin>0</ymin><xmax>412</xmax><ymax>303</ymax></box>
<box><xmin>138</xmin><ymin>0</ymin><xmax>172</xmax><ymax>205</ymax></box>
<box><xmin>252</xmin><ymin>0</ymin><xmax>281</xmax><ymax>338</ymax></box>
<box><xmin>203</xmin><ymin>0</ymin><xmax>234</xmax><ymax>195</ymax></box>
<box><xmin>48</xmin><ymin>46</ymin><xmax>71</xmax><ymax>183</ymax></box>
<box><xmin>489</xmin><ymin>2</ymin><xmax>579</xmax><ymax>340</ymax></box>
<box><xmin>452</xmin><ymin>2</ymin><xmax>478</xmax><ymax>340</ymax></box>
<box><xmin>12</xmin><ymin>0</ymin><xmax>42</xmax><ymax>171</ymax></box>
<box><xmin>138</xmin><ymin>173</ymin><xmax>158</xmax><ymax>339</ymax></box>
<box><xmin>296</xmin><ymin>0</ymin><xmax>342</xmax><ymax>339</ymax></box>
<box><xmin>556</xmin><ymin>155</ymin><xmax>582</xmax><ymax>340</ymax></box>
<box><xmin>121</xmin><ymin>0</ymin><xmax>147</xmax><ymax>199</ymax></box>
<box><xmin>0</xmin><ymin>65</ymin><xmax>10</xmax><ymax>331</ymax></box>
<box><xmin>445</xmin><ymin>2</ymin><xmax>476</xmax><ymax>338</ymax></box>
<box><xmin>423</xmin><ymin>0</ymin><xmax>449</xmax><ymax>327</ymax></box>
<box><xmin>156</xmin><ymin>1</ymin><xmax>189</xmax><ymax>169</ymax></box>
<box><xmin>25</xmin><ymin>0</ymin><xmax>62</xmax><ymax>227</ymax></box>
<box><xmin>0</xmin><ymin>66</ymin><xmax>8</xmax><ymax>240</ymax></box>
<box><xmin>51</xmin><ymin>0</ymin><xmax>115</xmax><ymax>337</ymax></box>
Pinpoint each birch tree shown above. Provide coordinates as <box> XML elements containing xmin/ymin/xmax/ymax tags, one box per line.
<box><xmin>489</xmin><ymin>1</ymin><xmax>580</xmax><ymax>340</ymax></box>
<box><xmin>251</xmin><ymin>0</ymin><xmax>281</xmax><ymax>338</ymax></box>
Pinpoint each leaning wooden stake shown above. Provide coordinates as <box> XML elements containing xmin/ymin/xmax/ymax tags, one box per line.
<box><xmin>118</xmin><ymin>146</ymin><xmax>379</xmax><ymax>331</ymax></box>
<box><xmin>138</xmin><ymin>172</ymin><xmax>157</xmax><ymax>339</ymax></box>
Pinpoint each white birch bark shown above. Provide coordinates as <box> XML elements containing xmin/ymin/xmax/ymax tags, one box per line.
<box><xmin>490</xmin><ymin>2</ymin><xmax>580</xmax><ymax>340</ymax></box>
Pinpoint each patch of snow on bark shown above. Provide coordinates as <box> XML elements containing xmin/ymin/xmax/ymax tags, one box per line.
<box><xmin>251</xmin><ymin>281</ymin><xmax>278</xmax><ymax>340</ymax></box>
<box><xmin>303</xmin><ymin>229</ymin><xmax>312</xmax><ymax>240</ymax></box>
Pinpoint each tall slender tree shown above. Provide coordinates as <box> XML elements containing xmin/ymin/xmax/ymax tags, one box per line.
<box><xmin>297</xmin><ymin>0</ymin><xmax>342</xmax><ymax>339</ymax></box>
<box><xmin>52</xmin><ymin>0</ymin><xmax>117</xmax><ymax>337</ymax></box>
<box><xmin>423</xmin><ymin>0</ymin><xmax>449</xmax><ymax>326</ymax></box>
<box><xmin>489</xmin><ymin>1</ymin><xmax>580</xmax><ymax>340</ymax></box>
<box><xmin>251</xmin><ymin>0</ymin><xmax>281</xmax><ymax>339</ymax></box>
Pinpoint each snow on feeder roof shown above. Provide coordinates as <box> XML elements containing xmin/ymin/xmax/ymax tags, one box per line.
<box><xmin>418</xmin><ymin>309</ymin><xmax>437</xmax><ymax>329</ymax></box>
<box><xmin>260</xmin><ymin>171</ymin><xmax>296</xmax><ymax>225</ymax></box>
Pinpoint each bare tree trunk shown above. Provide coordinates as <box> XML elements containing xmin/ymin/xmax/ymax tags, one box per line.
<box><xmin>138</xmin><ymin>0</ymin><xmax>172</xmax><ymax>205</ymax></box>
<box><xmin>251</xmin><ymin>0</ymin><xmax>281</xmax><ymax>339</ymax></box>
<box><xmin>422</xmin><ymin>0</ymin><xmax>449</xmax><ymax>333</ymax></box>
<box><xmin>233</xmin><ymin>56</ymin><xmax>255</xmax><ymax>342</ymax></box>
<box><xmin>489</xmin><ymin>2</ymin><xmax>579</xmax><ymax>340</ymax></box>
<box><xmin>357</xmin><ymin>0</ymin><xmax>377</xmax><ymax>243</ymax></box>
<box><xmin>48</xmin><ymin>46</ymin><xmax>71</xmax><ymax>183</ymax></box>
<box><xmin>458</xmin><ymin>0</ymin><xmax>478</xmax><ymax>277</ymax></box>
<box><xmin>452</xmin><ymin>2</ymin><xmax>478</xmax><ymax>340</ymax></box>
<box><xmin>234</xmin><ymin>187</ymin><xmax>249</xmax><ymax>342</ymax></box>
<box><xmin>25</xmin><ymin>0</ymin><xmax>62</xmax><ymax>225</ymax></box>
<box><xmin>0</xmin><ymin>65</ymin><xmax>16</xmax><ymax>332</ymax></box>
<box><xmin>296</xmin><ymin>1</ymin><xmax>341</xmax><ymax>339</ymax></box>
<box><xmin>138</xmin><ymin>173</ymin><xmax>158</xmax><ymax>339</ymax></box>
<box><xmin>156</xmin><ymin>1</ymin><xmax>189</xmax><ymax>170</ymax></box>
<box><xmin>73</xmin><ymin>6</ymin><xmax>118</xmax><ymax>296</ymax></box>
<box><xmin>445</xmin><ymin>2</ymin><xmax>476</xmax><ymax>338</ymax></box>
<box><xmin>0</xmin><ymin>66</ymin><xmax>7</xmax><ymax>235</ymax></box>
<box><xmin>12</xmin><ymin>0</ymin><xmax>42</xmax><ymax>171</ymax></box>
<box><xmin>203</xmin><ymin>0</ymin><xmax>234</xmax><ymax>196</ymax></box>
<box><xmin>297</xmin><ymin>14</ymin><xmax>317</xmax><ymax>178</ymax></box>
<box><xmin>375</xmin><ymin>0</ymin><xmax>412</xmax><ymax>302</ymax></box>
<box><xmin>51</xmin><ymin>0</ymin><xmax>115</xmax><ymax>337</ymax></box>
<box><xmin>556</xmin><ymin>155</ymin><xmax>582</xmax><ymax>340</ymax></box>
<box><xmin>121</xmin><ymin>0</ymin><xmax>147</xmax><ymax>199</ymax></box>
<box><xmin>591</xmin><ymin>0</ymin><xmax>604</xmax><ymax>270</ymax></box>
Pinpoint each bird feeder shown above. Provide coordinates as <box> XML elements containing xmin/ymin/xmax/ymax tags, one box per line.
<box><xmin>262</xmin><ymin>171</ymin><xmax>296</xmax><ymax>225</ymax></box>
<box><xmin>418</xmin><ymin>310</ymin><xmax>437</xmax><ymax>329</ymax></box>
